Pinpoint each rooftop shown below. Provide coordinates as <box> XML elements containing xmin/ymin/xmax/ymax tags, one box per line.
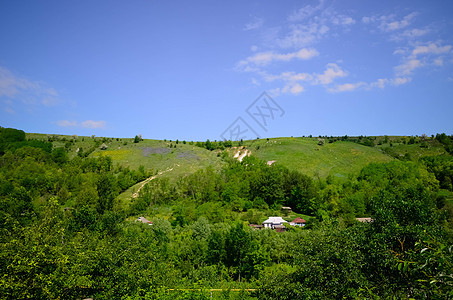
<box><xmin>263</xmin><ymin>217</ymin><xmax>287</xmax><ymax>224</ymax></box>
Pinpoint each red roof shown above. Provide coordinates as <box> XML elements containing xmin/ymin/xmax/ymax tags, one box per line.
<box><xmin>292</xmin><ymin>217</ymin><xmax>306</xmax><ymax>223</ymax></box>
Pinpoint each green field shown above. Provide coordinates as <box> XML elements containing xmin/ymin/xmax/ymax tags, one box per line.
<box><xmin>242</xmin><ymin>137</ymin><xmax>393</xmax><ymax>179</ymax></box>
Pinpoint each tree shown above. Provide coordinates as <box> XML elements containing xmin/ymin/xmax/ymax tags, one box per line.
<box><xmin>96</xmin><ymin>173</ymin><xmax>118</xmax><ymax>214</ymax></box>
<box><xmin>225</xmin><ymin>223</ymin><xmax>251</xmax><ymax>281</ymax></box>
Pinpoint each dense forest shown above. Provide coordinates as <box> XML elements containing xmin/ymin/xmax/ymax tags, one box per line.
<box><xmin>1</xmin><ymin>127</ymin><xmax>452</xmax><ymax>299</ymax></box>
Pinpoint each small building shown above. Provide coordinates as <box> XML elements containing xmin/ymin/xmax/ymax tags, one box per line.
<box><xmin>248</xmin><ymin>224</ymin><xmax>264</xmax><ymax>230</ymax></box>
<box><xmin>274</xmin><ymin>225</ymin><xmax>286</xmax><ymax>232</ymax></box>
<box><xmin>290</xmin><ymin>217</ymin><xmax>306</xmax><ymax>227</ymax></box>
<box><xmin>262</xmin><ymin>217</ymin><xmax>287</xmax><ymax>229</ymax></box>
<box><xmin>137</xmin><ymin>217</ymin><xmax>153</xmax><ymax>225</ymax></box>
<box><xmin>281</xmin><ymin>206</ymin><xmax>292</xmax><ymax>212</ymax></box>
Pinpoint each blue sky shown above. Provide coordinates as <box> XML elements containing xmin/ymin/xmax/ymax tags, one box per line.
<box><xmin>1</xmin><ymin>0</ymin><xmax>452</xmax><ymax>141</ymax></box>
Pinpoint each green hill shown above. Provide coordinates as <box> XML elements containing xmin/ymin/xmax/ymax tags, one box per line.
<box><xmin>240</xmin><ymin>137</ymin><xmax>393</xmax><ymax>179</ymax></box>
<box><xmin>26</xmin><ymin>133</ymin><xmax>448</xmax><ymax>183</ymax></box>
<box><xmin>26</xmin><ymin>133</ymin><xmax>223</xmax><ymax>179</ymax></box>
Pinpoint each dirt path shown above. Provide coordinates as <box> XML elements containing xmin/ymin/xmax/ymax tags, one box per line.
<box><xmin>132</xmin><ymin>165</ymin><xmax>178</xmax><ymax>198</ymax></box>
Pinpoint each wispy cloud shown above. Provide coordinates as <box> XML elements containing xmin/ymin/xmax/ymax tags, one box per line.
<box><xmin>329</xmin><ymin>76</ymin><xmax>412</xmax><ymax>93</ymax></box>
<box><xmin>237</xmin><ymin>48</ymin><xmax>319</xmax><ymax>69</ymax></box>
<box><xmin>362</xmin><ymin>12</ymin><xmax>418</xmax><ymax>32</ymax></box>
<box><xmin>381</xmin><ymin>12</ymin><xmax>418</xmax><ymax>32</ymax></box>
<box><xmin>277</xmin><ymin>23</ymin><xmax>329</xmax><ymax>48</ymax></box>
<box><xmin>5</xmin><ymin>107</ymin><xmax>14</xmax><ymax>114</ymax></box>
<box><xmin>82</xmin><ymin>120</ymin><xmax>106</xmax><ymax>129</ymax></box>
<box><xmin>0</xmin><ymin>66</ymin><xmax>60</xmax><ymax>109</ymax></box>
<box><xmin>244</xmin><ymin>17</ymin><xmax>264</xmax><ymax>31</ymax></box>
<box><xmin>331</xmin><ymin>15</ymin><xmax>355</xmax><ymax>26</ymax></box>
<box><xmin>288</xmin><ymin>0</ymin><xmax>325</xmax><ymax>22</ymax></box>
<box><xmin>328</xmin><ymin>82</ymin><xmax>365</xmax><ymax>93</ymax></box>
<box><xmin>401</xmin><ymin>28</ymin><xmax>429</xmax><ymax>38</ymax></box>
<box><xmin>57</xmin><ymin>120</ymin><xmax>107</xmax><ymax>129</ymax></box>
<box><xmin>263</xmin><ymin>71</ymin><xmax>313</xmax><ymax>83</ymax></box>
<box><xmin>395</xmin><ymin>59</ymin><xmax>422</xmax><ymax>76</ymax></box>
<box><xmin>57</xmin><ymin>120</ymin><xmax>78</xmax><ymax>127</ymax></box>
<box><xmin>394</xmin><ymin>42</ymin><xmax>452</xmax><ymax>76</ymax></box>
<box><xmin>238</xmin><ymin>3</ymin><xmax>450</xmax><ymax>97</ymax></box>
<box><xmin>258</xmin><ymin>63</ymin><xmax>349</xmax><ymax>94</ymax></box>
<box><xmin>410</xmin><ymin>43</ymin><xmax>452</xmax><ymax>58</ymax></box>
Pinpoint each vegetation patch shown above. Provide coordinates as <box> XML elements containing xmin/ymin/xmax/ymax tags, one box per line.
<box><xmin>2</xmin><ymin>128</ymin><xmax>452</xmax><ymax>299</ymax></box>
<box><xmin>142</xmin><ymin>147</ymin><xmax>172</xmax><ymax>156</ymax></box>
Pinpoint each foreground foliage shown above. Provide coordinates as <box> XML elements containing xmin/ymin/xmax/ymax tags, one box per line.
<box><xmin>1</xmin><ymin>127</ymin><xmax>452</xmax><ymax>299</ymax></box>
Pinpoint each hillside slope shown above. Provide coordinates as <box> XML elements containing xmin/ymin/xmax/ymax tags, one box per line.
<box><xmin>27</xmin><ymin>133</ymin><xmax>447</xmax><ymax>181</ymax></box>
<box><xmin>242</xmin><ymin>137</ymin><xmax>393</xmax><ymax>179</ymax></box>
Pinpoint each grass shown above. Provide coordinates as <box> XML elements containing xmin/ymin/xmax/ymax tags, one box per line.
<box><xmin>26</xmin><ymin>133</ymin><xmax>447</xmax><ymax>181</ymax></box>
<box><xmin>377</xmin><ymin>141</ymin><xmax>447</xmax><ymax>161</ymax></box>
<box><xmin>242</xmin><ymin>137</ymin><xmax>393</xmax><ymax>179</ymax></box>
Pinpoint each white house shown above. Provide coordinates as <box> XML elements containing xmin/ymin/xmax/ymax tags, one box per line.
<box><xmin>262</xmin><ymin>217</ymin><xmax>287</xmax><ymax>229</ymax></box>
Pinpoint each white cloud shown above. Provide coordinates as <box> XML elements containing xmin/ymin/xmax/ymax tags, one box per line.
<box><xmin>237</xmin><ymin>48</ymin><xmax>319</xmax><ymax>68</ymax></box>
<box><xmin>288</xmin><ymin>0</ymin><xmax>324</xmax><ymax>22</ymax></box>
<box><xmin>391</xmin><ymin>77</ymin><xmax>412</xmax><ymax>86</ymax></box>
<box><xmin>250</xmin><ymin>45</ymin><xmax>258</xmax><ymax>52</ymax></box>
<box><xmin>264</xmin><ymin>71</ymin><xmax>312</xmax><ymax>83</ymax></box>
<box><xmin>370</xmin><ymin>77</ymin><xmax>412</xmax><ymax>89</ymax></box>
<box><xmin>362</xmin><ymin>12</ymin><xmax>418</xmax><ymax>32</ymax></box>
<box><xmin>380</xmin><ymin>12</ymin><xmax>418</xmax><ymax>32</ymax></box>
<box><xmin>371</xmin><ymin>78</ymin><xmax>388</xmax><ymax>89</ymax></box>
<box><xmin>256</xmin><ymin>63</ymin><xmax>349</xmax><ymax>95</ymax></box>
<box><xmin>433</xmin><ymin>58</ymin><xmax>444</xmax><ymax>66</ymax></box>
<box><xmin>328</xmin><ymin>75</ymin><xmax>412</xmax><ymax>93</ymax></box>
<box><xmin>244</xmin><ymin>17</ymin><xmax>264</xmax><ymax>31</ymax></box>
<box><xmin>328</xmin><ymin>82</ymin><xmax>365</xmax><ymax>93</ymax></box>
<box><xmin>395</xmin><ymin>59</ymin><xmax>422</xmax><ymax>76</ymax></box>
<box><xmin>268</xmin><ymin>88</ymin><xmax>281</xmax><ymax>97</ymax></box>
<box><xmin>402</xmin><ymin>28</ymin><xmax>429</xmax><ymax>38</ymax></box>
<box><xmin>58</xmin><ymin>120</ymin><xmax>107</xmax><ymax>129</ymax></box>
<box><xmin>251</xmin><ymin>78</ymin><xmax>260</xmax><ymax>86</ymax></box>
<box><xmin>57</xmin><ymin>120</ymin><xmax>78</xmax><ymax>127</ymax></box>
<box><xmin>393</xmin><ymin>48</ymin><xmax>406</xmax><ymax>55</ymax></box>
<box><xmin>393</xmin><ymin>42</ymin><xmax>452</xmax><ymax>76</ymax></box>
<box><xmin>361</xmin><ymin>16</ymin><xmax>372</xmax><ymax>24</ymax></box>
<box><xmin>0</xmin><ymin>66</ymin><xmax>60</xmax><ymax>107</ymax></box>
<box><xmin>331</xmin><ymin>15</ymin><xmax>355</xmax><ymax>26</ymax></box>
<box><xmin>314</xmin><ymin>63</ymin><xmax>347</xmax><ymax>85</ymax></box>
<box><xmin>0</xmin><ymin>66</ymin><xmax>37</xmax><ymax>98</ymax></box>
<box><xmin>82</xmin><ymin>120</ymin><xmax>106</xmax><ymax>129</ymax></box>
<box><xmin>290</xmin><ymin>83</ymin><xmax>304</xmax><ymax>94</ymax></box>
<box><xmin>277</xmin><ymin>23</ymin><xmax>329</xmax><ymax>48</ymax></box>
<box><xmin>282</xmin><ymin>83</ymin><xmax>305</xmax><ymax>94</ymax></box>
<box><xmin>411</xmin><ymin>43</ymin><xmax>452</xmax><ymax>58</ymax></box>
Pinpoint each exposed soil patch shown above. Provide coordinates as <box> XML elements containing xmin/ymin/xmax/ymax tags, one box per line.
<box><xmin>234</xmin><ymin>147</ymin><xmax>251</xmax><ymax>162</ymax></box>
<box><xmin>142</xmin><ymin>147</ymin><xmax>171</xmax><ymax>156</ymax></box>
